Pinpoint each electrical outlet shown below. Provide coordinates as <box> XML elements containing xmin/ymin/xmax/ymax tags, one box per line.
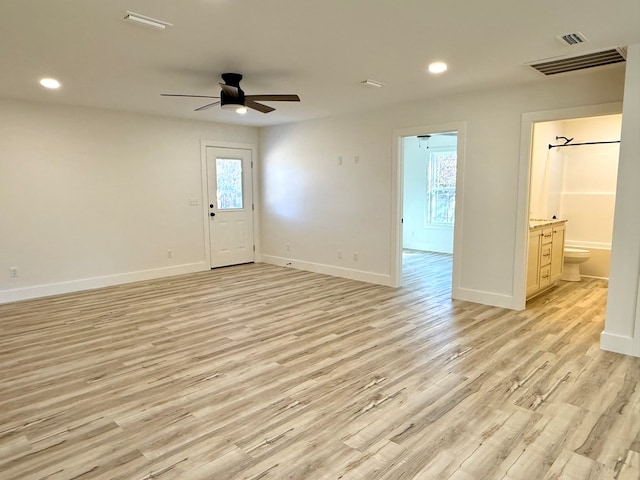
<box><xmin>337</xmin><ymin>156</ymin><xmax>343</xmax><ymax>166</ymax></box>
<box><xmin>338</xmin><ymin>249</ymin><xmax>342</xmax><ymax>259</ymax></box>
<box><xmin>9</xmin><ymin>267</ymin><xmax>18</xmax><ymax>278</ymax></box>
<box><xmin>167</xmin><ymin>250</ymin><xmax>173</xmax><ymax>259</ymax></box>
<box><xmin>353</xmin><ymin>252</ymin><xmax>358</xmax><ymax>261</ymax></box>
<box><xmin>188</xmin><ymin>198</ymin><xmax>199</xmax><ymax>206</ymax></box>
<box><xmin>354</xmin><ymin>155</ymin><xmax>360</xmax><ymax>164</ymax></box>
<box><xmin>286</xmin><ymin>243</ymin><xmax>291</xmax><ymax>252</ymax></box>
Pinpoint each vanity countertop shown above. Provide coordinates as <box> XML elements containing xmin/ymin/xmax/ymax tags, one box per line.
<box><xmin>529</xmin><ymin>218</ymin><xmax>567</xmax><ymax>230</ymax></box>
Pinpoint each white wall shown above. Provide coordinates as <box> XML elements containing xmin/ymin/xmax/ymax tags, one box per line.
<box><xmin>403</xmin><ymin>134</ymin><xmax>457</xmax><ymax>254</ymax></box>
<box><xmin>0</xmin><ymin>98</ymin><xmax>257</xmax><ymax>302</ymax></box>
<box><xmin>603</xmin><ymin>43</ymin><xmax>640</xmax><ymax>357</ymax></box>
<box><xmin>259</xmin><ymin>66</ymin><xmax>626</xmax><ymax>306</ymax></box>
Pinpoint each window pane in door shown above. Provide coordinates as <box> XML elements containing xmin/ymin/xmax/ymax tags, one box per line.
<box><xmin>216</xmin><ymin>158</ymin><xmax>244</xmax><ymax>209</ymax></box>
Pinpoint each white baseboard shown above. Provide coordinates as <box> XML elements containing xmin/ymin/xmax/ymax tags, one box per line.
<box><xmin>600</xmin><ymin>331</ymin><xmax>639</xmax><ymax>357</ymax></box>
<box><xmin>565</xmin><ymin>241</ymin><xmax>611</xmax><ymax>250</ymax></box>
<box><xmin>0</xmin><ymin>262</ymin><xmax>209</xmax><ymax>304</ymax></box>
<box><xmin>582</xmin><ymin>274</ymin><xmax>609</xmax><ymax>280</ymax></box>
<box><xmin>260</xmin><ymin>255</ymin><xmax>392</xmax><ymax>286</ymax></box>
<box><xmin>452</xmin><ymin>286</ymin><xmax>517</xmax><ymax>310</ymax></box>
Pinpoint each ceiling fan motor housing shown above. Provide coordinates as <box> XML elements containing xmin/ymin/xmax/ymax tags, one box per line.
<box><xmin>221</xmin><ymin>72</ymin><xmax>243</xmax><ymax>86</ymax></box>
<box><xmin>221</xmin><ymin>90</ymin><xmax>245</xmax><ymax>107</ymax></box>
<box><xmin>220</xmin><ymin>72</ymin><xmax>245</xmax><ymax>107</ymax></box>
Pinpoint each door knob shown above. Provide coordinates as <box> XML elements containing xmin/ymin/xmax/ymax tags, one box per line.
<box><xmin>210</xmin><ymin>212</ymin><xmax>216</xmax><ymax>217</ymax></box>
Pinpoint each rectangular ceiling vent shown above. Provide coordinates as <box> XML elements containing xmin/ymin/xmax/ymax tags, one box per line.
<box><xmin>557</xmin><ymin>32</ymin><xmax>588</xmax><ymax>46</ymax></box>
<box><xmin>529</xmin><ymin>47</ymin><xmax>627</xmax><ymax>76</ymax></box>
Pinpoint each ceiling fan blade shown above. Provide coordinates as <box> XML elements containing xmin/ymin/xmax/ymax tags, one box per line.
<box><xmin>194</xmin><ymin>100</ymin><xmax>221</xmax><ymax>112</ymax></box>
<box><xmin>161</xmin><ymin>94</ymin><xmax>220</xmax><ymax>98</ymax></box>
<box><xmin>245</xmin><ymin>99</ymin><xmax>276</xmax><ymax>114</ymax></box>
<box><xmin>245</xmin><ymin>94</ymin><xmax>300</xmax><ymax>102</ymax></box>
<box><xmin>219</xmin><ymin>83</ymin><xmax>240</xmax><ymax>97</ymax></box>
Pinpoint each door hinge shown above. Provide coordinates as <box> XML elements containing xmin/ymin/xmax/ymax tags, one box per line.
<box><xmin>252</xmin><ymin>203</ymin><xmax>254</xmax><ymax>211</ymax></box>
<box><xmin>251</xmin><ymin>160</ymin><xmax>253</xmax><ymax>168</ymax></box>
<box><xmin>253</xmin><ymin>245</ymin><xmax>256</xmax><ymax>252</ymax></box>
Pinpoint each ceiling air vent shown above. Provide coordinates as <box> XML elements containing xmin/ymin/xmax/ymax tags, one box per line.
<box><xmin>557</xmin><ymin>32</ymin><xmax>588</xmax><ymax>46</ymax></box>
<box><xmin>529</xmin><ymin>47</ymin><xmax>627</xmax><ymax>76</ymax></box>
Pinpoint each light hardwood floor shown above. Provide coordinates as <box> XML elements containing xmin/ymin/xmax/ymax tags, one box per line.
<box><xmin>1</xmin><ymin>252</ymin><xmax>639</xmax><ymax>479</ymax></box>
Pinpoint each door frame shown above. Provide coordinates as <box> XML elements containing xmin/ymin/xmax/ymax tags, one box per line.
<box><xmin>514</xmin><ymin>102</ymin><xmax>622</xmax><ymax>310</ymax></box>
<box><xmin>391</xmin><ymin>121</ymin><xmax>467</xmax><ymax>295</ymax></box>
<box><xmin>200</xmin><ymin>140</ymin><xmax>260</xmax><ymax>268</ymax></box>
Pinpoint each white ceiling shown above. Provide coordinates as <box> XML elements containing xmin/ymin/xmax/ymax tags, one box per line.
<box><xmin>1</xmin><ymin>0</ymin><xmax>638</xmax><ymax>127</ymax></box>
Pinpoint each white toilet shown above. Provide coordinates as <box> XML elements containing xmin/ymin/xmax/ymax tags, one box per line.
<box><xmin>561</xmin><ymin>247</ymin><xmax>591</xmax><ymax>281</ymax></box>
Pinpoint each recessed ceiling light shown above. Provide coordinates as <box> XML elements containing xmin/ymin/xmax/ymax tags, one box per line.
<box><xmin>40</xmin><ymin>78</ymin><xmax>61</xmax><ymax>89</ymax></box>
<box><xmin>428</xmin><ymin>62</ymin><xmax>448</xmax><ymax>74</ymax></box>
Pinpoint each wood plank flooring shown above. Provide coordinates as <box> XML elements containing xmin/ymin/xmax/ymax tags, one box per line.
<box><xmin>1</xmin><ymin>251</ymin><xmax>639</xmax><ymax>479</ymax></box>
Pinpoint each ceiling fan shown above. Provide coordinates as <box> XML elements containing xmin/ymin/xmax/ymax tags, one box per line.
<box><xmin>161</xmin><ymin>73</ymin><xmax>300</xmax><ymax>114</ymax></box>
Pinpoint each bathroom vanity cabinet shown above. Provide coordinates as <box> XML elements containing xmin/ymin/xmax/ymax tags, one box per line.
<box><xmin>527</xmin><ymin>220</ymin><xmax>566</xmax><ymax>299</ymax></box>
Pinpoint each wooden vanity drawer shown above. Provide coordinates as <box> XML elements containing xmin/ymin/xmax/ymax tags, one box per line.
<box><xmin>540</xmin><ymin>244</ymin><xmax>552</xmax><ymax>267</ymax></box>
<box><xmin>539</xmin><ymin>265</ymin><xmax>551</xmax><ymax>289</ymax></box>
<box><xmin>541</xmin><ymin>228</ymin><xmax>553</xmax><ymax>244</ymax></box>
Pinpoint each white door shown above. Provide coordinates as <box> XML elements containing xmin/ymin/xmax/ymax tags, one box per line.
<box><xmin>206</xmin><ymin>147</ymin><xmax>254</xmax><ymax>268</ymax></box>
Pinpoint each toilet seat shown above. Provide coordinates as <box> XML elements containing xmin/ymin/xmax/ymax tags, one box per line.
<box><xmin>564</xmin><ymin>247</ymin><xmax>590</xmax><ymax>259</ymax></box>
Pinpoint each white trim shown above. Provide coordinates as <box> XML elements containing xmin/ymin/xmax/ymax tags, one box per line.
<box><xmin>453</xmin><ymin>287</ymin><xmax>515</xmax><ymax>310</ymax></box>
<box><xmin>600</xmin><ymin>331</ymin><xmax>639</xmax><ymax>356</ymax></box>
<box><xmin>565</xmin><ymin>241</ymin><xmax>611</xmax><ymax>250</ymax></box>
<box><xmin>200</xmin><ymin>140</ymin><xmax>260</xmax><ymax>267</ymax></box>
<box><xmin>391</xmin><ymin>122</ymin><xmax>467</xmax><ymax>298</ymax></box>
<box><xmin>560</xmin><ymin>192</ymin><xmax>617</xmax><ymax>196</ymax></box>
<box><xmin>0</xmin><ymin>262</ymin><xmax>208</xmax><ymax>304</ymax></box>
<box><xmin>514</xmin><ymin>102</ymin><xmax>623</xmax><ymax>310</ymax></box>
<box><xmin>582</xmin><ymin>274</ymin><xmax>609</xmax><ymax>280</ymax></box>
<box><xmin>261</xmin><ymin>255</ymin><xmax>392</xmax><ymax>286</ymax></box>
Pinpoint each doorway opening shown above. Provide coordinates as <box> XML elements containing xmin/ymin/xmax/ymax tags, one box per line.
<box><xmin>391</xmin><ymin>122</ymin><xmax>466</xmax><ymax>296</ymax></box>
<box><xmin>202</xmin><ymin>142</ymin><xmax>258</xmax><ymax>269</ymax></box>
<box><xmin>515</xmin><ymin>103</ymin><xmax>623</xmax><ymax>309</ymax></box>
<box><xmin>403</xmin><ymin>133</ymin><xmax>457</xmax><ymax>253</ymax></box>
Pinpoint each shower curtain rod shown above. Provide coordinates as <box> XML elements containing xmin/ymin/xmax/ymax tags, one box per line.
<box><xmin>548</xmin><ymin>140</ymin><xmax>620</xmax><ymax>150</ymax></box>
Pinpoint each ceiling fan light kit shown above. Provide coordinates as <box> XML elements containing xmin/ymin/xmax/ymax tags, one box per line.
<box><xmin>221</xmin><ymin>103</ymin><xmax>247</xmax><ymax>114</ymax></box>
<box><xmin>161</xmin><ymin>73</ymin><xmax>300</xmax><ymax>114</ymax></box>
